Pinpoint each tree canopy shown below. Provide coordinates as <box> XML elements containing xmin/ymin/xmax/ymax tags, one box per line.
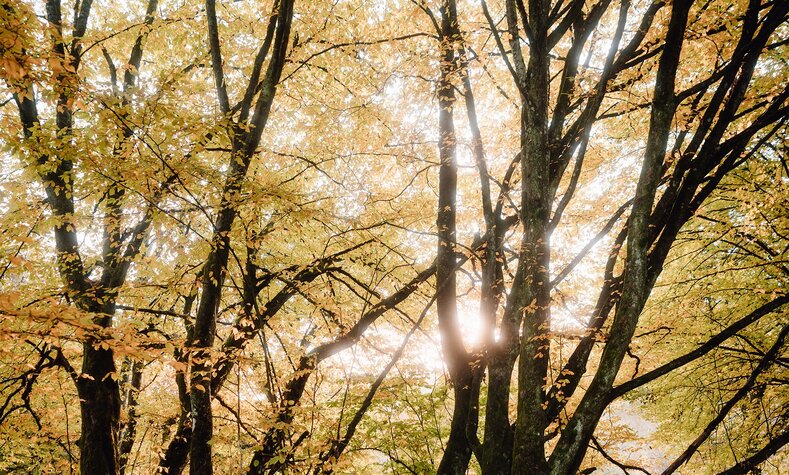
<box><xmin>0</xmin><ymin>0</ymin><xmax>787</xmax><ymax>474</ymax></box>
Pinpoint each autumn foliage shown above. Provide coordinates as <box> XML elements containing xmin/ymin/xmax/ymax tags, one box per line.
<box><xmin>0</xmin><ymin>0</ymin><xmax>787</xmax><ymax>474</ymax></box>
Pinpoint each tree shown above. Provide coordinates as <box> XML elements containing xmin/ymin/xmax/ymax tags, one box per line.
<box><xmin>0</xmin><ymin>0</ymin><xmax>786</xmax><ymax>474</ymax></box>
<box><xmin>2</xmin><ymin>2</ymin><xmax>438</xmax><ymax>474</ymax></box>
<box><xmin>3</xmin><ymin>0</ymin><xmax>162</xmax><ymax>472</ymax></box>
<box><xmin>423</xmin><ymin>0</ymin><xmax>789</xmax><ymax>473</ymax></box>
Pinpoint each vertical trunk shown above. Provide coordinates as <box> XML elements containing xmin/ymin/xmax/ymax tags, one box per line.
<box><xmin>158</xmin><ymin>296</ymin><xmax>196</xmax><ymax>475</ymax></box>
<box><xmin>480</xmin><ymin>349</ymin><xmax>516</xmax><ymax>474</ymax></box>
<box><xmin>512</xmin><ymin>0</ymin><xmax>551</xmax><ymax>472</ymax></box>
<box><xmin>189</xmin><ymin>0</ymin><xmax>237</xmax><ymax>469</ymax></box>
<box><xmin>435</xmin><ymin>1</ymin><xmax>475</xmax><ymax>472</ymax></box>
<box><xmin>23</xmin><ymin>4</ymin><xmax>123</xmax><ymax>473</ymax></box>
<box><xmin>190</xmin><ymin>187</ymin><xmax>241</xmax><ymax>475</ymax></box>
<box><xmin>159</xmin><ymin>417</ymin><xmax>191</xmax><ymax>475</ymax></box>
<box><xmin>119</xmin><ymin>359</ymin><xmax>143</xmax><ymax>475</ymax></box>
<box><xmin>75</xmin><ymin>299</ymin><xmax>123</xmax><ymax>475</ymax></box>
<box><xmin>35</xmin><ymin>4</ymin><xmax>122</xmax><ymax>473</ymax></box>
<box><xmin>479</xmin><ymin>0</ymin><xmax>533</xmax><ymax>469</ymax></box>
<box><xmin>76</xmin><ymin>345</ymin><xmax>121</xmax><ymax>475</ymax></box>
<box><xmin>477</xmin><ymin>237</ymin><xmax>518</xmax><ymax>472</ymax></box>
<box><xmin>439</xmin><ymin>375</ymin><xmax>474</xmax><ymax>475</ymax></box>
<box><xmin>480</xmin><ymin>238</ymin><xmax>523</xmax><ymax>473</ymax></box>
<box><xmin>186</xmin><ymin>144</ymin><xmax>253</xmax><ymax>475</ymax></box>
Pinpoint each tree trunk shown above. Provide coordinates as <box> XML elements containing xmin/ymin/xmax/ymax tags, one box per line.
<box><xmin>548</xmin><ymin>2</ymin><xmax>693</xmax><ymax>472</ymax></box>
<box><xmin>191</xmin><ymin>1</ymin><xmax>295</xmax><ymax>471</ymax></box>
<box><xmin>76</xmin><ymin>344</ymin><xmax>121</xmax><ymax>475</ymax></box>
<box><xmin>435</xmin><ymin>2</ymin><xmax>475</xmax><ymax>472</ymax></box>
<box><xmin>119</xmin><ymin>359</ymin><xmax>143</xmax><ymax>475</ymax></box>
<box><xmin>512</xmin><ymin>0</ymin><xmax>552</xmax><ymax>471</ymax></box>
<box><xmin>480</xmin><ymin>349</ymin><xmax>515</xmax><ymax>474</ymax></box>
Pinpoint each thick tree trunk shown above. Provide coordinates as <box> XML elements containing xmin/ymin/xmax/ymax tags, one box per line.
<box><xmin>76</xmin><ymin>344</ymin><xmax>121</xmax><ymax>475</ymax></box>
<box><xmin>480</xmin><ymin>349</ymin><xmax>515</xmax><ymax>474</ymax></box>
<box><xmin>14</xmin><ymin>3</ymin><xmax>123</xmax><ymax>473</ymax></box>
<box><xmin>437</xmin><ymin>376</ymin><xmax>474</xmax><ymax>475</ymax></box>
<box><xmin>479</xmin><ymin>241</ymin><xmax>521</xmax><ymax>473</ymax></box>
<box><xmin>511</xmin><ymin>0</ymin><xmax>552</xmax><ymax>472</ymax></box>
<box><xmin>159</xmin><ymin>422</ymin><xmax>191</xmax><ymax>475</ymax></box>
<box><xmin>190</xmin><ymin>233</ymin><xmax>234</xmax><ymax>475</ymax></box>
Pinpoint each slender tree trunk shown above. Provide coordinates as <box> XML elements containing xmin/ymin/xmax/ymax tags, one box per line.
<box><xmin>119</xmin><ymin>359</ymin><xmax>143</xmax><ymax>475</ymax></box>
<box><xmin>548</xmin><ymin>2</ymin><xmax>693</xmax><ymax>473</ymax></box>
<box><xmin>158</xmin><ymin>297</ymin><xmax>196</xmax><ymax>475</ymax></box>
<box><xmin>190</xmin><ymin>1</ymin><xmax>294</xmax><ymax>472</ymax></box>
<box><xmin>435</xmin><ymin>2</ymin><xmax>475</xmax><ymax>472</ymax></box>
<box><xmin>480</xmin><ymin>283</ymin><xmax>521</xmax><ymax>473</ymax></box>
